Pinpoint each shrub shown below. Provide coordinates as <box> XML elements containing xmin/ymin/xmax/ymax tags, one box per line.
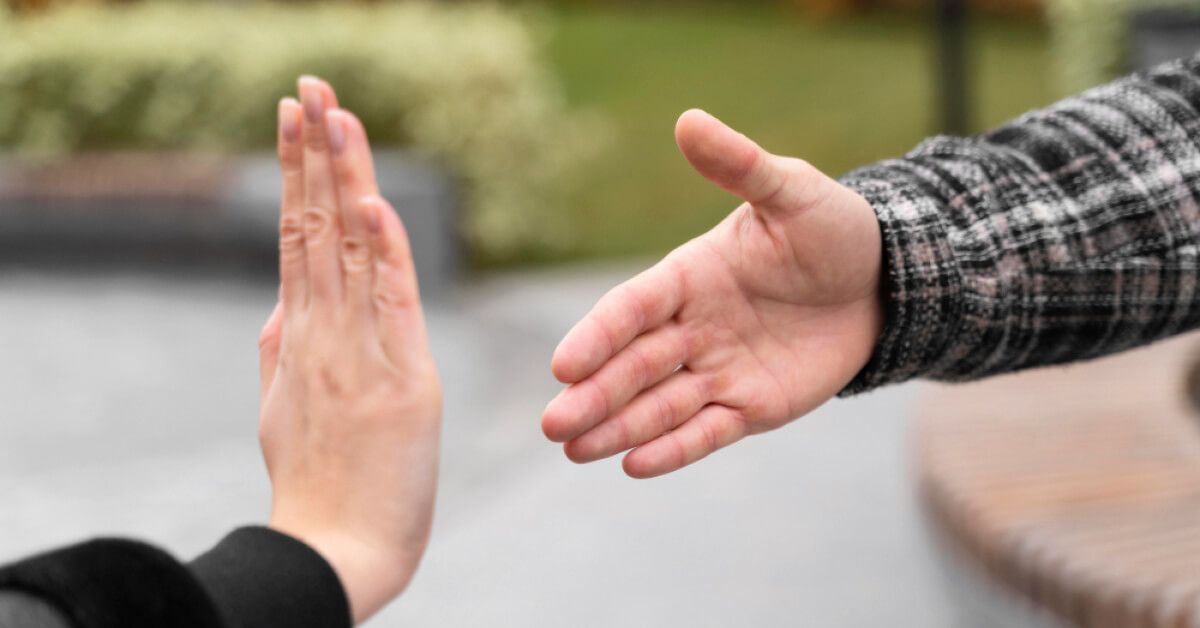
<box><xmin>0</xmin><ymin>2</ymin><xmax>602</xmax><ymax>262</ymax></box>
<box><xmin>1046</xmin><ymin>0</ymin><xmax>1200</xmax><ymax>96</ymax></box>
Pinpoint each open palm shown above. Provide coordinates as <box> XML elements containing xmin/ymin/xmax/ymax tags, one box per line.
<box><xmin>542</xmin><ymin>109</ymin><xmax>883</xmax><ymax>478</ymax></box>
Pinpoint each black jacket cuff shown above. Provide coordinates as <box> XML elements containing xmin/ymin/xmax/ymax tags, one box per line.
<box><xmin>189</xmin><ymin>526</ymin><xmax>351</xmax><ymax>628</ymax></box>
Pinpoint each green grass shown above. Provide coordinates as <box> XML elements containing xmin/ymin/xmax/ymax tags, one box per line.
<box><xmin>535</xmin><ymin>4</ymin><xmax>1054</xmax><ymax>263</ymax></box>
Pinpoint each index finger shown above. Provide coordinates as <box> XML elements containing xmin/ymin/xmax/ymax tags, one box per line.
<box><xmin>551</xmin><ymin>262</ymin><xmax>683</xmax><ymax>384</ymax></box>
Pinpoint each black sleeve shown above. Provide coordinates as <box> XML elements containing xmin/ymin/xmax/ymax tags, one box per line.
<box><xmin>0</xmin><ymin>527</ymin><xmax>351</xmax><ymax>628</ymax></box>
<box><xmin>189</xmin><ymin>527</ymin><xmax>352</xmax><ymax>628</ymax></box>
<box><xmin>0</xmin><ymin>537</ymin><xmax>223</xmax><ymax>628</ymax></box>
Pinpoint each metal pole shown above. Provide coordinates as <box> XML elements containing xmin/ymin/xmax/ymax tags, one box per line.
<box><xmin>937</xmin><ymin>0</ymin><xmax>969</xmax><ymax>135</ymax></box>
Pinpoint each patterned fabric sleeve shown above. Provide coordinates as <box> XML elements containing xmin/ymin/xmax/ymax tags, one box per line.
<box><xmin>839</xmin><ymin>53</ymin><xmax>1200</xmax><ymax>394</ymax></box>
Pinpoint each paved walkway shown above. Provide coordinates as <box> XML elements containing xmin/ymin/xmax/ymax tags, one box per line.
<box><xmin>0</xmin><ymin>264</ymin><xmax>956</xmax><ymax>627</ymax></box>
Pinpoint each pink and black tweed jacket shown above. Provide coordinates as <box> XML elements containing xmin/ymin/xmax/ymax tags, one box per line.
<box><xmin>841</xmin><ymin>54</ymin><xmax>1200</xmax><ymax>394</ymax></box>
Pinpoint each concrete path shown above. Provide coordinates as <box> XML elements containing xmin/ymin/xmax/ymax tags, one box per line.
<box><xmin>0</xmin><ymin>264</ymin><xmax>957</xmax><ymax>627</ymax></box>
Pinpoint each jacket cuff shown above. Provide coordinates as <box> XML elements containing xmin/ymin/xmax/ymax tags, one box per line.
<box><xmin>0</xmin><ymin>538</ymin><xmax>224</xmax><ymax>628</ymax></box>
<box><xmin>189</xmin><ymin>527</ymin><xmax>351</xmax><ymax>628</ymax></box>
<box><xmin>837</xmin><ymin>158</ymin><xmax>965</xmax><ymax>395</ymax></box>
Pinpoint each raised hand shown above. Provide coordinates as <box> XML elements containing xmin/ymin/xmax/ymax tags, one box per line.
<box><xmin>257</xmin><ymin>77</ymin><xmax>442</xmax><ymax>622</ymax></box>
<box><xmin>542</xmin><ymin>109</ymin><xmax>883</xmax><ymax>479</ymax></box>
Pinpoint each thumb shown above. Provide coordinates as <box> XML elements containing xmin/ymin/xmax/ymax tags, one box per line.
<box><xmin>674</xmin><ymin>108</ymin><xmax>822</xmax><ymax>213</ymax></box>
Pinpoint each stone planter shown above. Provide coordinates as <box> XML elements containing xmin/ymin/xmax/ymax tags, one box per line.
<box><xmin>0</xmin><ymin>151</ymin><xmax>460</xmax><ymax>293</ymax></box>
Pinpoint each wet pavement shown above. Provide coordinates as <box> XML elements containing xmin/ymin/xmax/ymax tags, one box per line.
<box><xmin>0</xmin><ymin>263</ymin><xmax>956</xmax><ymax>627</ymax></box>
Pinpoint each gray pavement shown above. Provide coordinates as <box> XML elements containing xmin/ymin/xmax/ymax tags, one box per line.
<box><xmin>0</xmin><ymin>263</ymin><xmax>957</xmax><ymax>627</ymax></box>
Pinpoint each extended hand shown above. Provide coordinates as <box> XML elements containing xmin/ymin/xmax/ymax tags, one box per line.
<box><xmin>257</xmin><ymin>77</ymin><xmax>442</xmax><ymax>622</ymax></box>
<box><xmin>542</xmin><ymin>110</ymin><xmax>883</xmax><ymax>478</ymax></box>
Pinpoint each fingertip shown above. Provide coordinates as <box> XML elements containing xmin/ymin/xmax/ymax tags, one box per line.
<box><xmin>550</xmin><ymin>322</ymin><xmax>608</xmax><ymax>383</ymax></box>
<box><xmin>340</xmin><ymin>108</ymin><xmax>367</xmax><ymax>139</ymax></box>
<box><xmin>674</xmin><ymin>108</ymin><xmax>725</xmax><ymax>152</ymax></box>
<box><xmin>542</xmin><ymin>387</ymin><xmax>592</xmax><ymax>442</ymax></box>
<box><xmin>550</xmin><ymin>348</ymin><xmax>582</xmax><ymax>384</ymax></box>
<box><xmin>278</xmin><ymin>98</ymin><xmax>302</xmax><ymax>144</ymax></box>
<box><xmin>621</xmin><ymin>450</ymin><xmax>661</xmax><ymax>479</ymax></box>
<box><xmin>674</xmin><ymin>108</ymin><xmax>713</xmax><ymax>143</ymax></box>
<box><xmin>674</xmin><ymin>108</ymin><xmax>760</xmax><ymax>192</ymax></box>
<box><xmin>364</xmin><ymin>196</ymin><xmax>382</xmax><ymax>237</ymax></box>
<box><xmin>360</xmin><ymin>194</ymin><xmax>389</xmax><ymax>221</ymax></box>
<box><xmin>298</xmin><ymin>76</ymin><xmax>325</xmax><ymax>124</ymax></box>
<box><xmin>541</xmin><ymin>407</ymin><xmax>572</xmax><ymax>443</ymax></box>
<box><xmin>325</xmin><ymin>108</ymin><xmax>348</xmax><ymax>154</ymax></box>
<box><xmin>562</xmin><ymin>440</ymin><xmax>592</xmax><ymax>465</ymax></box>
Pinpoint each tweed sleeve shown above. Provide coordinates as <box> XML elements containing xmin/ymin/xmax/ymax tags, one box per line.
<box><xmin>839</xmin><ymin>54</ymin><xmax>1200</xmax><ymax>394</ymax></box>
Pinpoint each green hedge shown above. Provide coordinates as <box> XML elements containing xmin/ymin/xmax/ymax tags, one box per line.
<box><xmin>1046</xmin><ymin>0</ymin><xmax>1200</xmax><ymax>96</ymax></box>
<box><xmin>0</xmin><ymin>2</ymin><xmax>601</xmax><ymax>262</ymax></box>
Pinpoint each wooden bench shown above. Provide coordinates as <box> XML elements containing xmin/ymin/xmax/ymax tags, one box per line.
<box><xmin>917</xmin><ymin>333</ymin><xmax>1200</xmax><ymax>627</ymax></box>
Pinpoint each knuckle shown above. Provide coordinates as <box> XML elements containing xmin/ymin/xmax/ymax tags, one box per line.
<box><xmin>626</xmin><ymin>346</ymin><xmax>651</xmax><ymax>389</ymax></box>
<box><xmin>730</xmin><ymin>411</ymin><xmax>752</xmax><ymax>439</ymax></box>
<box><xmin>699</xmin><ymin>419</ymin><xmax>719</xmax><ymax>452</ymax></box>
<box><xmin>669</xmin><ymin>434</ymin><xmax>688</xmax><ymax>469</ymax></box>
<box><xmin>340</xmin><ymin>237</ymin><xmax>372</xmax><ymax>273</ymax></box>
<box><xmin>789</xmin><ymin>156</ymin><xmax>818</xmax><ymax>178</ymax></box>
<box><xmin>614</xmin><ymin>414</ymin><xmax>633</xmax><ymax>451</ymax></box>
<box><xmin>303</xmin><ymin>207</ymin><xmax>334</xmax><ymax>241</ymax></box>
<box><xmin>310</xmin><ymin>364</ymin><xmax>345</xmax><ymax>396</ymax></box>
<box><xmin>277</xmin><ymin>145</ymin><xmax>300</xmax><ymax>168</ymax></box>
<box><xmin>279</xmin><ymin>216</ymin><xmax>306</xmax><ymax>250</ymax></box>
<box><xmin>619</xmin><ymin>284</ymin><xmax>649</xmax><ymax>332</ymax></box>
<box><xmin>305</xmin><ymin>129</ymin><xmax>327</xmax><ymax>150</ymax></box>
<box><xmin>373</xmin><ymin>281</ymin><xmax>414</xmax><ymax>311</ymax></box>
<box><xmin>652</xmin><ymin>393</ymin><xmax>675</xmax><ymax>433</ymax></box>
<box><xmin>336</xmin><ymin>166</ymin><xmax>359</xmax><ymax>189</ymax></box>
<box><xmin>584</xmin><ymin>380</ymin><xmax>609</xmax><ymax>420</ymax></box>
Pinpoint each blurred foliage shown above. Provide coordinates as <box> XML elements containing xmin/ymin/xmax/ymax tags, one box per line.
<box><xmin>3</xmin><ymin>0</ymin><xmax>1047</xmax><ymax>18</ymax></box>
<box><xmin>495</xmin><ymin>0</ymin><xmax>1042</xmax><ymax>17</ymax></box>
<box><xmin>0</xmin><ymin>0</ymin><xmax>1053</xmax><ymax>266</ymax></box>
<box><xmin>788</xmin><ymin>0</ymin><xmax>1041</xmax><ymax>16</ymax></box>
<box><xmin>0</xmin><ymin>2</ymin><xmax>603</xmax><ymax>263</ymax></box>
<box><xmin>1046</xmin><ymin>0</ymin><xmax>1200</xmax><ymax>96</ymax></box>
<box><xmin>537</xmin><ymin>3</ymin><xmax>1054</xmax><ymax>264</ymax></box>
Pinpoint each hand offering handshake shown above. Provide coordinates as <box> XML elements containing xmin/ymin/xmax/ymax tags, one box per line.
<box><xmin>257</xmin><ymin>77</ymin><xmax>442</xmax><ymax>623</ymax></box>
<box><xmin>543</xmin><ymin>110</ymin><xmax>884</xmax><ymax>478</ymax></box>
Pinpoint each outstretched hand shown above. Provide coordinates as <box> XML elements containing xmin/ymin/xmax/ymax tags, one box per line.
<box><xmin>257</xmin><ymin>77</ymin><xmax>441</xmax><ymax>622</ymax></box>
<box><xmin>542</xmin><ymin>109</ymin><xmax>883</xmax><ymax>478</ymax></box>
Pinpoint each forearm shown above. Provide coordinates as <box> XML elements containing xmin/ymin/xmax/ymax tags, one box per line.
<box><xmin>841</xmin><ymin>53</ymin><xmax>1200</xmax><ymax>393</ymax></box>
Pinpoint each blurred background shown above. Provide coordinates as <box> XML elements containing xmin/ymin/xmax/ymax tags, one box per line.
<box><xmin>0</xmin><ymin>0</ymin><xmax>1196</xmax><ymax>626</ymax></box>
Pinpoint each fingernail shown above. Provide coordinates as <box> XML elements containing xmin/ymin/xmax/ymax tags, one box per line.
<box><xmin>279</xmin><ymin>98</ymin><xmax>300</xmax><ymax>143</ymax></box>
<box><xmin>299</xmin><ymin>76</ymin><xmax>323</xmax><ymax>123</ymax></box>
<box><xmin>326</xmin><ymin>110</ymin><xmax>347</xmax><ymax>154</ymax></box>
